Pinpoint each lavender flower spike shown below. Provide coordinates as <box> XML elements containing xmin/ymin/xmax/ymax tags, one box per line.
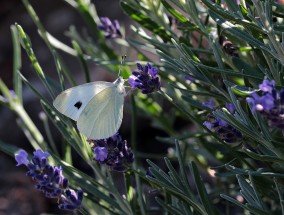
<box><xmin>129</xmin><ymin>63</ymin><xmax>161</xmax><ymax>94</ymax></box>
<box><xmin>247</xmin><ymin>79</ymin><xmax>284</xmax><ymax>129</ymax></box>
<box><xmin>14</xmin><ymin>149</ymin><xmax>83</xmax><ymax>211</ymax></box>
<box><xmin>203</xmin><ymin>103</ymin><xmax>242</xmax><ymax>143</ymax></box>
<box><xmin>98</xmin><ymin>17</ymin><xmax>122</xmax><ymax>39</ymax></box>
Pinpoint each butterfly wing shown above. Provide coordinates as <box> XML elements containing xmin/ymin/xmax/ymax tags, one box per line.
<box><xmin>53</xmin><ymin>82</ymin><xmax>113</xmax><ymax>121</ymax></box>
<box><xmin>77</xmin><ymin>85</ymin><xmax>124</xmax><ymax>139</ymax></box>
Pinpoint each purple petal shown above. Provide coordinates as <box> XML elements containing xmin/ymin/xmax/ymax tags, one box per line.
<box><xmin>149</xmin><ymin>67</ymin><xmax>159</xmax><ymax>76</ymax></box>
<box><xmin>33</xmin><ymin>149</ymin><xmax>50</xmax><ymax>159</ymax></box>
<box><xmin>94</xmin><ymin>147</ymin><xmax>108</xmax><ymax>161</ymax></box>
<box><xmin>15</xmin><ymin>149</ymin><xmax>29</xmax><ymax>166</ymax></box>
<box><xmin>259</xmin><ymin>80</ymin><xmax>275</xmax><ymax>93</ymax></box>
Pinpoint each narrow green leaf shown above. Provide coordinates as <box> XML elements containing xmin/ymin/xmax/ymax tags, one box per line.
<box><xmin>243</xmin><ymin>148</ymin><xmax>284</xmax><ymax>163</ymax></box>
<box><xmin>160</xmin><ymin>0</ymin><xmax>199</xmax><ymax>31</ymax></box>
<box><xmin>72</xmin><ymin>40</ymin><xmax>90</xmax><ymax>83</ymax></box>
<box><xmin>0</xmin><ymin>140</ymin><xmax>20</xmax><ymax>157</ymax></box>
<box><xmin>246</xmin><ymin>205</ymin><xmax>269</xmax><ymax>215</ymax></box>
<box><xmin>16</xmin><ymin>24</ymin><xmax>55</xmax><ymax>98</ymax></box>
<box><xmin>164</xmin><ymin>157</ymin><xmax>186</xmax><ymax>189</ymax></box>
<box><xmin>155</xmin><ymin>197</ymin><xmax>185</xmax><ymax>215</ymax></box>
<box><xmin>232</xmin><ymin>57</ymin><xmax>263</xmax><ymax>85</ymax></box>
<box><xmin>190</xmin><ymin>161</ymin><xmax>215</xmax><ymax>215</ymax></box>
<box><xmin>220</xmin><ymin>194</ymin><xmax>248</xmax><ymax>210</ymax></box>
<box><xmin>201</xmin><ymin>0</ymin><xmax>265</xmax><ymax>34</ymax></box>
<box><xmin>237</xmin><ymin>175</ymin><xmax>259</xmax><ymax>206</ymax></box>
<box><xmin>11</xmin><ymin>25</ymin><xmax>22</xmax><ymax>103</ymax></box>
<box><xmin>175</xmin><ymin>141</ymin><xmax>195</xmax><ymax>200</ymax></box>
<box><xmin>121</xmin><ymin>1</ymin><xmax>172</xmax><ymax>42</ymax></box>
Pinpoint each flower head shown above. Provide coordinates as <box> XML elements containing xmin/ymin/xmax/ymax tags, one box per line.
<box><xmin>247</xmin><ymin>79</ymin><xmax>284</xmax><ymax>129</ymax></box>
<box><xmin>91</xmin><ymin>133</ymin><xmax>134</xmax><ymax>172</ymax></box>
<box><xmin>203</xmin><ymin>103</ymin><xmax>242</xmax><ymax>143</ymax></box>
<box><xmin>98</xmin><ymin>17</ymin><xmax>122</xmax><ymax>39</ymax></box>
<box><xmin>129</xmin><ymin>63</ymin><xmax>161</xmax><ymax>94</ymax></box>
<box><xmin>15</xmin><ymin>149</ymin><xmax>82</xmax><ymax>211</ymax></box>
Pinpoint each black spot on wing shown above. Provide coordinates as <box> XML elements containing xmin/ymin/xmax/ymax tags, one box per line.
<box><xmin>74</xmin><ymin>101</ymin><xmax>82</xmax><ymax>109</ymax></box>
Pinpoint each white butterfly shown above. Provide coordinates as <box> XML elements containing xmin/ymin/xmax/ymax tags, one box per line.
<box><xmin>53</xmin><ymin>77</ymin><xmax>126</xmax><ymax>139</ymax></box>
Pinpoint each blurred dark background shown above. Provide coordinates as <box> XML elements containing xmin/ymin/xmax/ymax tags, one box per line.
<box><xmin>0</xmin><ymin>0</ymin><xmax>133</xmax><ymax>214</ymax></box>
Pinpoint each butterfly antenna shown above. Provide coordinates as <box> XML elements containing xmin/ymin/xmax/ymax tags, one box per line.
<box><xmin>118</xmin><ymin>55</ymin><xmax>126</xmax><ymax>77</ymax></box>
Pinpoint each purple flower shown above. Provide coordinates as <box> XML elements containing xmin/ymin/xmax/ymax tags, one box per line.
<box><xmin>94</xmin><ymin>147</ymin><xmax>108</xmax><ymax>161</ymax></box>
<box><xmin>33</xmin><ymin>149</ymin><xmax>49</xmax><ymax>159</ymax></box>
<box><xmin>14</xmin><ymin>149</ymin><xmax>82</xmax><ymax>211</ymax></box>
<box><xmin>90</xmin><ymin>133</ymin><xmax>134</xmax><ymax>172</ymax></box>
<box><xmin>15</xmin><ymin>149</ymin><xmax>29</xmax><ymax>166</ymax></box>
<box><xmin>203</xmin><ymin>99</ymin><xmax>215</xmax><ymax>109</ymax></box>
<box><xmin>59</xmin><ymin>189</ymin><xmax>83</xmax><ymax>211</ymax></box>
<box><xmin>247</xmin><ymin>79</ymin><xmax>284</xmax><ymax>129</ymax></box>
<box><xmin>129</xmin><ymin>63</ymin><xmax>161</xmax><ymax>94</ymax></box>
<box><xmin>203</xmin><ymin>106</ymin><xmax>242</xmax><ymax>143</ymax></box>
<box><xmin>98</xmin><ymin>17</ymin><xmax>122</xmax><ymax>39</ymax></box>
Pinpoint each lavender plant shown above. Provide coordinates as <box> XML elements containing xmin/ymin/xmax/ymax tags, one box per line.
<box><xmin>1</xmin><ymin>0</ymin><xmax>284</xmax><ymax>214</ymax></box>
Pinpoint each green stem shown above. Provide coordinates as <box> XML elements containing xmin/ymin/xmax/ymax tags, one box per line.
<box><xmin>13</xmin><ymin>104</ymin><xmax>46</xmax><ymax>149</ymax></box>
<box><xmin>41</xmin><ymin>113</ymin><xmax>59</xmax><ymax>156</ymax></box>
<box><xmin>131</xmin><ymin>95</ymin><xmax>147</xmax><ymax>215</ymax></box>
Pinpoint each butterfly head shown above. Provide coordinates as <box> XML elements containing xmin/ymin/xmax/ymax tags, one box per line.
<box><xmin>114</xmin><ymin>76</ymin><xmax>126</xmax><ymax>95</ymax></box>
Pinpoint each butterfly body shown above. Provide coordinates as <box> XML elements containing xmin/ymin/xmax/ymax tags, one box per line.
<box><xmin>53</xmin><ymin>77</ymin><xmax>125</xmax><ymax>139</ymax></box>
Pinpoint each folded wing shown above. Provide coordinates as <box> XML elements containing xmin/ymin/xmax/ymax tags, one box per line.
<box><xmin>77</xmin><ymin>86</ymin><xmax>124</xmax><ymax>139</ymax></box>
<box><xmin>53</xmin><ymin>82</ymin><xmax>113</xmax><ymax>121</ymax></box>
